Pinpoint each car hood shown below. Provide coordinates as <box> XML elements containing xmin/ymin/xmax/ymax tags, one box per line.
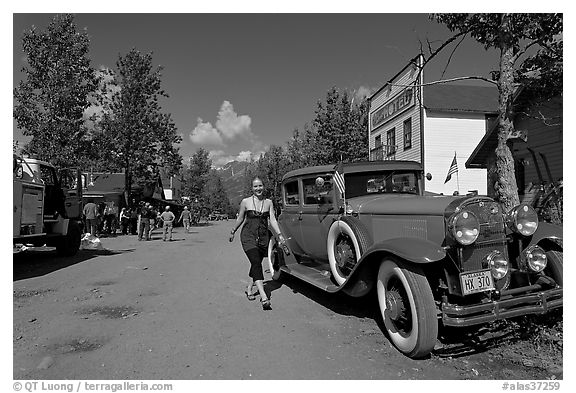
<box><xmin>349</xmin><ymin>194</ymin><xmax>464</xmax><ymax>216</ymax></box>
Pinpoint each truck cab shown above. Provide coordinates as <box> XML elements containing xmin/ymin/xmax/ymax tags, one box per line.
<box><xmin>13</xmin><ymin>155</ymin><xmax>83</xmax><ymax>256</ymax></box>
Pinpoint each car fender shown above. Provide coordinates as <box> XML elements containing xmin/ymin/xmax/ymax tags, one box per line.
<box><xmin>527</xmin><ymin>222</ymin><xmax>563</xmax><ymax>250</ymax></box>
<box><xmin>358</xmin><ymin>237</ymin><xmax>446</xmax><ymax>265</ymax></box>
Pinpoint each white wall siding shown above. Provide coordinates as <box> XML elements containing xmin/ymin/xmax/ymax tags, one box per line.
<box><xmin>424</xmin><ymin>110</ymin><xmax>487</xmax><ymax>195</ymax></box>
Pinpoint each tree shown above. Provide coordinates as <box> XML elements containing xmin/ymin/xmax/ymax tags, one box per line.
<box><xmin>204</xmin><ymin>170</ymin><xmax>233</xmax><ymax>214</ymax></box>
<box><xmin>13</xmin><ymin>14</ymin><xmax>100</xmax><ymax>168</ymax></box>
<box><xmin>254</xmin><ymin>145</ymin><xmax>291</xmax><ymax>207</ymax></box>
<box><xmin>285</xmin><ymin>128</ymin><xmax>306</xmax><ymax>170</ymax></box>
<box><xmin>183</xmin><ymin>148</ymin><xmax>212</xmax><ymax>209</ymax></box>
<box><xmin>311</xmin><ymin>87</ymin><xmax>369</xmax><ymax>165</ymax></box>
<box><xmin>431</xmin><ymin>13</ymin><xmax>562</xmax><ymax>210</ymax></box>
<box><xmin>98</xmin><ymin>49</ymin><xmax>182</xmax><ymax>205</ymax></box>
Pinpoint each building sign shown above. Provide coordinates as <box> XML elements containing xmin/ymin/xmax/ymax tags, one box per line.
<box><xmin>371</xmin><ymin>87</ymin><xmax>415</xmax><ymax>130</ymax></box>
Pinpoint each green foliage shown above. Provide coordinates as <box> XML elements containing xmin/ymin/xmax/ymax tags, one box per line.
<box><xmin>310</xmin><ymin>87</ymin><xmax>369</xmax><ymax>165</ymax></box>
<box><xmin>98</xmin><ymin>49</ymin><xmax>182</xmax><ymax>200</ymax></box>
<box><xmin>254</xmin><ymin>145</ymin><xmax>291</xmax><ymax>205</ymax></box>
<box><xmin>433</xmin><ymin>13</ymin><xmax>562</xmax><ymax>98</ymax></box>
<box><xmin>204</xmin><ymin>169</ymin><xmax>233</xmax><ymax>214</ymax></box>
<box><xmin>182</xmin><ymin>148</ymin><xmax>212</xmax><ymax>207</ymax></box>
<box><xmin>13</xmin><ymin>14</ymin><xmax>100</xmax><ymax>168</ymax></box>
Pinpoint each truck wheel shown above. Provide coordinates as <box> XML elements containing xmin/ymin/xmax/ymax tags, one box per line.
<box><xmin>376</xmin><ymin>258</ymin><xmax>438</xmax><ymax>358</ymax></box>
<box><xmin>56</xmin><ymin>221</ymin><xmax>81</xmax><ymax>256</ymax></box>
<box><xmin>267</xmin><ymin>237</ymin><xmax>284</xmax><ymax>281</ymax></box>
<box><xmin>545</xmin><ymin>250</ymin><xmax>563</xmax><ymax>287</ymax></box>
<box><xmin>327</xmin><ymin>216</ymin><xmax>372</xmax><ymax>285</ymax></box>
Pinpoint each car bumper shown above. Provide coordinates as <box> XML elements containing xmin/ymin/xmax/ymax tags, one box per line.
<box><xmin>441</xmin><ymin>287</ymin><xmax>563</xmax><ymax>327</ymax></box>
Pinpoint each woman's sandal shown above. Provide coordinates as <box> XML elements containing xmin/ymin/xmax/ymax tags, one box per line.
<box><xmin>244</xmin><ymin>290</ymin><xmax>257</xmax><ymax>301</ymax></box>
<box><xmin>261</xmin><ymin>298</ymin><xmax>272</xmax><ymax>310</ymax></box>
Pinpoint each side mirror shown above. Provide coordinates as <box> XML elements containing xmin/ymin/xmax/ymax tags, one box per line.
<box><xmin>426</xmin><ymin>173</ymin><xmax>432</xmax><ymax>181</ymax></box>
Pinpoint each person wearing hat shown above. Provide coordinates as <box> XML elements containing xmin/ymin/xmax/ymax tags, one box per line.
<box><xmin>178</xmin><ymin>206</ymin><xmax>192</xmax><ymax>232</ymax></box>
<box><xmin>160</xmin><ymin>205</ymin><xmax>176</xmax><ymax>241</ymax></box>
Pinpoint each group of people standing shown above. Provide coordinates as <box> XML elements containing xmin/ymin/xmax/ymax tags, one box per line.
<box><xmin>82</xmin><ymin>199</ymin><xmax>194</xmax><ymax>241</ymax></box>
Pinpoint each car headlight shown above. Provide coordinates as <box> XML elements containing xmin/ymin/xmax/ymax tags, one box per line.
<box><xmin>507</xmin><ymin>204</ymin><xmax>538</xmax><ymax>236</ymax></box>
<box><xmin>487</xmin><ymin>250</ymin><xmax>509</xmax><ymax>280</ymax></box>
<box><xmin>449</xmin><ymin>210</ymin><xmax>480</xmax><ymax>245</ymax></box>
<box><xmin>522</xmin><ymin>245</ymin><xmax>548</xmax><ymax>273</ymax></box>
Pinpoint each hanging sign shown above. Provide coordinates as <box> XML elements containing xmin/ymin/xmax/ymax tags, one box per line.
<box><xmin>371</xmin><ymin>87</ymin><xmax>415</xmax><ymax>130</ymax></box>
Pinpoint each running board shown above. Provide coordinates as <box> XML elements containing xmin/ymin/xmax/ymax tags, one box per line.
<box><xmin>280</xmin><ymin>264</ymin><xmax>340</xmax><ymax>292</ymax></box>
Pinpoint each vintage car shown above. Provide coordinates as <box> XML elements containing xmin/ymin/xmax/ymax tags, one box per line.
<box><xmin>267</xmin><ymin>160</ymin><xmax>563</xmax><ymax>358</ymax></box>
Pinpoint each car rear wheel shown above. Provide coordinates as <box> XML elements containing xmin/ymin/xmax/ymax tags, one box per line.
<box><xmin>327</xmin><ymin>217</ymin><xmax>371</xmax><ymax>285</ymax></box>
<box><xmin>545</xmin><ymin>250</ymin><xmax>563</xmax><ymax>287</ymax></box>
<box><xmin>376</xmin><ymin>258</ymin><xmax>438</xmax><ymax>358</ymax></box>
<box><xmin>267</xmin><ymin>237</ymin><xmax>284</xmax><ymax>281</ymax></box>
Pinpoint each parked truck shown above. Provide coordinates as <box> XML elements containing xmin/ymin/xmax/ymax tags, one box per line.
<box><xmin>13</xmin><ymin>155</ymin><xmax>83</xmax><ymax>256</ymax></box>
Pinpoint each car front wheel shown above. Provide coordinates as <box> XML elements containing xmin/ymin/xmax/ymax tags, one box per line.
<box><xmin>545</xmin><ymin>250</ymin><xmax>563</xmax><ymax>287</ymax></box>
<box><xmin>376</xmin><ymin>258</ymin><xmax>438</xmax><ymax>358</ymax></box>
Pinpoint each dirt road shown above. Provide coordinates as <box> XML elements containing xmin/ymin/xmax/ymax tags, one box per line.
<box><xmin>13</xmin><ymin>221</ymin><xmax>562</xmax><ymax>380</ymax></box>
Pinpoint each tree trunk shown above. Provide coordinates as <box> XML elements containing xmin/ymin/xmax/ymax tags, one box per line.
<box><xmin>494</xmin><ymin>14</ymin><xmax>520</xmax><ymax>211</ymax></box>
<box><xmin>124</xmin><ymin>165</ymin><xmax>132</xmax><ymax>207</ymax></box>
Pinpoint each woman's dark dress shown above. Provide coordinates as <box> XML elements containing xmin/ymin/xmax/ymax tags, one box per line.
<box><xmin>240</xmin><ymin>210</ymin><xmax>270</xmax><ymax>281</ymax></box>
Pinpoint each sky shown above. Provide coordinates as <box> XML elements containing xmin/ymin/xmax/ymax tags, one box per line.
<box><xmin>12</xmin><ymin>12</ymin><xmax>504</xmax><ymax>167</ymax></box>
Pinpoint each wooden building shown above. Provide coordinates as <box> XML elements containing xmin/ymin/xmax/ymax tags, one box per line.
<box><xmin>368</xmin><ymin>55</ymin><xmax>499</xmax><ymax>195</ymax></box>
<box><xmin>466</xmin><ymin>91</ymin><xmax>563</xmax><ymax>201</ymax></box>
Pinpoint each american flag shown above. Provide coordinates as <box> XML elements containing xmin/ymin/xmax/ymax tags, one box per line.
<box><xmin>444</xmin><ymin>153</ymin><xmax>458</xmax><ymax>184</ymax></box>
<box><xmin>334</xmin><ymin>161</ymin><xmax>345</xmax><ymax>196</ymax></box>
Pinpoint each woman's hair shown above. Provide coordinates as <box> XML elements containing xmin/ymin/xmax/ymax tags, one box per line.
<box><xmin>251</xmin><ymin>176</ymin><xmax>263</xmax><ymax>185</ymax></box>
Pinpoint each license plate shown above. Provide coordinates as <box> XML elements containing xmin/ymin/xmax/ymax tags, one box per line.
<box><xmin>460</xmin><ymin>270</ymin><xmax>494</xmax><ymax>295</ymax></box>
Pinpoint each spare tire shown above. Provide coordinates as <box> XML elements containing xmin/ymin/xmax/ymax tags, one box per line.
<box><xmin>327</xmin><ymin>216</ymin><xmax>372</xmax><ymax>285</ymax></box>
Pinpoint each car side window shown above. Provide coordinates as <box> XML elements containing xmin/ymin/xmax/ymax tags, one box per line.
<box><xmin>303</xmin><ymin>176</ymin><xmax>334</xmax><ymax>205</ymax></box>
<box><xmin>284</xmin><ymin>181</ymin><xmax>300</xmax><ymax>206</ymax></box>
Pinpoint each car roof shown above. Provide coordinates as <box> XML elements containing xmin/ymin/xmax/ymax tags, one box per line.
<box><xmin>282</xmin><ymin>160</ymin><xmax>423</xmax><ymax>181</ymax></box>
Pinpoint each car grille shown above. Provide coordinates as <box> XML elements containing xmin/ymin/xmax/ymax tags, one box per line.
<box><xmin>459</xmin><ymin>199</ymin><xmax>508</xmax><ymax>272</ymax></box>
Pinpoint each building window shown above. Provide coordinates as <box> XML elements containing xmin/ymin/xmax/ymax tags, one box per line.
<box><xmin>403</xmin><ymin>118</ymin><xmax>412</xmax><ymax>150</ymax></box>
<box><xmin>386</xmin><ymin>128</ymin><xmax>396</xmax><ymax>156</ymax></box>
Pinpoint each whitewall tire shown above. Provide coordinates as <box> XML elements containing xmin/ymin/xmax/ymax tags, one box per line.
<box><xmin>376</xmin><ymin>258</ymin><xmax>438</xmax><ymax>358</ymax></box>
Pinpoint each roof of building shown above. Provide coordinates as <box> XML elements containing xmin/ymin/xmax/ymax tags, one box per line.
<box><xmin>424</xmin><ymin>84</ymin><xmax>499</xmax><ymax>114</ymax></box>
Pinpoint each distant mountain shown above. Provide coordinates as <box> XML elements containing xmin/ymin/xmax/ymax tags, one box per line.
<box><xmin>217</xmin><ymin>160</ymin><xmax>250</xmax><ymax>207</ymax></box>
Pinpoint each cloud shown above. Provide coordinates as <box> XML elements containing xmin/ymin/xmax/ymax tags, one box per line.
<box><xmin>355</xmin><ymin>85</ymin><xmax>374</xmax><ymax>101</ymax></box>
<box><xmin>190</xmin><ymin>118</ymin><xmax>224</xmax><ymax>146</ymax></box>
<box><xmin>215</xmin><ymin>101</ymin><xmax>253</xmax><ymax>140</ymax></box>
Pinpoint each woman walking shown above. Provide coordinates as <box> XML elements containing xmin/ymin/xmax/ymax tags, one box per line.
<box><xmin>229</xmin><ymin>177</ymin><xmax>286</xmax><ymax>310</ymax></box>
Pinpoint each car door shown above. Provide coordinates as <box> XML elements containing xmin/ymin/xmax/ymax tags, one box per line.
<box><xmin>299</xmin><ymin>174</ymin><xmax>338</xmax><ymax>261</ymax></box>
<box><xmin>59</xmin><ymin>167</ymin><xmax>83</xmax><ymax>219</ymax></box>
<box><xmin>278</xmin><ymin>179</ymin><xmax>306</xmax><ymax>257</ymax></box>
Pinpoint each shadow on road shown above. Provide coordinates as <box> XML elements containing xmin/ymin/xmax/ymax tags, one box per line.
<box><xmin>13</xmin><ymin>249</ymin><xmax>135</xmax><ymax>282</ymax></box>
<box><xmin>274</xmin><ymin>274</ymin><xmax>380</xmax><ymax>319</ymax></box>
<box><xmin>268</xmin><ymin>274</ymin><xmax>531</xmax><ymax>359</ymax></box>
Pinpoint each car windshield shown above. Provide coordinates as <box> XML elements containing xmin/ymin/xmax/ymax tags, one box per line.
<box><xmin>345</xmin><ymin>170</ymin><xmax>420</xmax><ymax>198</ymax></box>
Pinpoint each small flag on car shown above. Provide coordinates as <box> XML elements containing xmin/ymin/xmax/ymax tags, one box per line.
<box><xmin>444</xmin><ymin>153</ymin><xmax>458</xmax><ymax>184</ymax></box>
<box><xmin>334</xmin><ymin>161</ymin><xmax>345</xmax><ymax>196</ymax></box>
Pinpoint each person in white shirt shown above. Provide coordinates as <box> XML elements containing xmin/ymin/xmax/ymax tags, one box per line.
<box><xmin>160</xmin><ymin>206</ymin><xmax>175</xmax><ymax>241</ymax></box>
